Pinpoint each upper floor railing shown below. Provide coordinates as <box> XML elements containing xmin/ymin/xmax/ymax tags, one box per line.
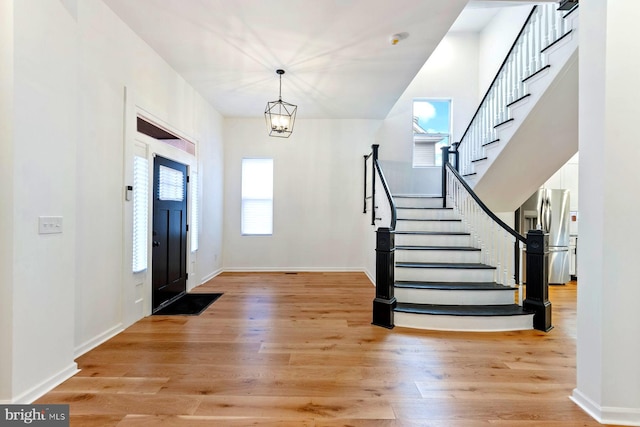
<box><xmin>457</xmin><ymin>3</ymin><xmax>577</xmax><ymax>177</ymax></box>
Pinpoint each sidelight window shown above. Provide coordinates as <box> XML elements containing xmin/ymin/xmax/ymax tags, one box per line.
<box><xmin>190</xmin><ymin>171</ymin><xmax>199</xmax><ymax>252</ymax></box>
<box><xmin>132</xmin><ymin>156</ymin><xmax>149</xmax><ymax>273</ymax></box>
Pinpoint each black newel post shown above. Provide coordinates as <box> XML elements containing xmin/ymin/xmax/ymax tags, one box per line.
<box><xmin>451</xmin><ymin>142</ymin><xmax>460</xmax><ymax>171</ymax></box>
<box><xmin>372</xmin><ymin>227</ymin><xmax>396</xmax><ymax>328</ymax></box>
<box><xmin>441</xmin><ymin>146</ymin><xmax>449</xmax><ymax>208</ymax></box>
<box><xmin>523</xmin><ymin>230</ymin><xmax>553</xmax><ymax>331</ymax></box>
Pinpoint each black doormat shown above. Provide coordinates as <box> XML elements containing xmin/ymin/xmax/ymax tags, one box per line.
<box><xmin>153</xmin><ymin>293</ymin><xmax>222</xmax><ymax>316</ymax></box>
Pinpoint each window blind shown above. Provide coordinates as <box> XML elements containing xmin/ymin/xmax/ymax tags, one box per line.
<box><xmin>158</xmin><ymin>164</ymin><xmax>184</xmax><ymax>201</ymax></box>
<box><xmin>132</xmin><ymin>156</ymin><xmax>149</xmax><ymax>273</ymax></box>
<box><xmin>190</xmin><ymin>171</ymin><xmax>199</xmax><ymax>252</ymax></box>
<box><xmin>413</xmin><ymin>141</ymin><xmax>436</xmax><ymax>167</ymax></box>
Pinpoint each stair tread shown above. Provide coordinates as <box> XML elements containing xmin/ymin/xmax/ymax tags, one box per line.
<box><xmin>396</xmin><ymin>207</ymin><xmax>453</xmax><ymax>210</ymax></box>
<box><xmin>396</xmin><ymin>262</ymin><xmax>496</xmax><ymax>269</ymax></box>
<box><xmin>395</xmin><ymin>303</ymin><xmax>532</xmax><ymax>317</ymax></box>
<box><xmin>482</xmin><ymin>138</ymin><xmax>501</xmax><ymax>147</ymax></box>
<box><xmin>395</xmin><ymin>281</ymin><xmax>512</xmax><ymax>291</ymax></box>
<box><xmin>393</xmin><ymin>195</ymin><xmax>442</xmax><ymax>199</ymax></box>
<box><xmin>395</xmin><ymin>231</ymin><xmax>470</xmax><ymax>236</ymax></box>
<box><xmin>397</xmin><ymin>218</ymin><xmax>461</xmax><ymax>222</ymax></box>
<box><xmin>395</xmin><ymin>245</ymin><xmax>480</xmax><ymax>251</ymax></box>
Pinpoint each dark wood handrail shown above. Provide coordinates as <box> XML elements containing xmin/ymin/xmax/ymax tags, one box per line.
<box><xmin>457</xmin><ymin>5</ymin><xmax>537</xmax><ymax>148</ymax></box>
<box><xmin>364</xmin><ymin>145</ymin><xmax>397</xmax><ymax>230</ymax></box>
<box><xmin>363</xmin><ymin>152</ymin><xmax>371</xmax><ymax>214</ymax></box>
<box><xmin>445</xmin><ymin>161</ymin><xmax>525</xmax><ymax>243</ymax></box>
<box><xmin>373</xmin><ymin>157</ymin><xmax>397</xmax><ymax>230</ymax></box>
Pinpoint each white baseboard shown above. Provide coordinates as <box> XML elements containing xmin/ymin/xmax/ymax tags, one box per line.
<box><xmin>222</xmin><ymin>267</ymin><xmax>366</xmax><ymax>273</ymax></box>
<box><xmin>74</xmin><ymin>323</ymin><xmax>123</xmax><ymax>359</ymax></box>
<box><xmin>12</xmin><ymin>363</ymin><xmax>79</xmax><ymax>404</ymax></box>
<box><xmin>200</xmin><ymin>268</ymin><xmax>223</xmax><ymax>284</ymax></box>
<box><xmin>572</xmin><ymin>388</ymin><xmax>640</xmax><ymax>426</ymax></box>
<box><xmin>364</xmin><ymin>269</ymin><xmax>375</xmax><ymax>285</ymax></box>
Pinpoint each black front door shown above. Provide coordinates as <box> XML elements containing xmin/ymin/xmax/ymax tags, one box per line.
<box><xmin>152</xmin><ymin>155</ymin><xmax>188</xmax><ymax>312</ymax></box>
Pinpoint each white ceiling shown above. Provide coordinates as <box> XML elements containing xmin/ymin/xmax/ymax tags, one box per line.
<box><xmin>102</xmin><ymin>0</ymin><xmax>555</xmax><ymax>120</ymax></box>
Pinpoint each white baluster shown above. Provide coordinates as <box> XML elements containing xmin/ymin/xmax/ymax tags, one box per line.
<box><xmin>553</xmin><ymin>5</ymin><xmax>560</xmax><ymax>42</ymax></box>
<box><xmin>499</xmin><ymin>77</ymin><xmax>505</xmax><ymax>122</ymax></box>
<box><xmin>531</xmin><ymin>10</ymin><xmax>539</xmax><ymax>73</ymax></box>
<box><xmin>503</xmin><ymin>231</ymin><xmax>509</xmax><ymax>286</ymax></box>
<box><xmin>498</xmin><ymin>75</ymin><xmax>505</xmax><ymax>123</ymax></box>
<box><xmin>519</xmin><ymin>241</ymin><xmax>525</xmax><ymax>305</ymax></box>
<box><xmin>543</xmin><ymin>4</ymin><xmax>551</xmax><ymax>49</ymax></box>
<box><xmin>485</xmin><ymin>219</ymin><xmax>491</xmax><ymax>277</ymax></box>
<box><xmin>483</xmin><ymin>105</ymin><xmax>489</xmax><ymax>143</ymax></box>
<box><xmin>516</xmin><ymin>40</ymin><xmax>524</xmax><ymax>98</ymax></box>
<box><xmin>516</xmin><ymin>44</ymin><xmax>522</xmax><ymax>97</ymax></box>
<box><xmin>507</xmin><ymin>55</ymin><xmax>518</xmax><ymax>104</ymax></box>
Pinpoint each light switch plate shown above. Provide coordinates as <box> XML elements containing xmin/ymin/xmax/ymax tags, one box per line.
<box><xmin>39</xmin><ymin>216</ymin><xmax>63</xmax><ymax>234</ymax></box>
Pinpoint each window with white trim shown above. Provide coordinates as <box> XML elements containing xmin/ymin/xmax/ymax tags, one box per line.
<box><xmin>132</xmin><ymin>156</ymin><xmax>149</xmax><ymax>272</ymax></box>
<box><xmin>413</xmin><ymin>99</ymin><xmax>451</xmax><ymax>167</ymax></box>
<box><xmin>241</xmin><ymin>158</ymin><xmax>273</xmax><ymax>235</ymax></box>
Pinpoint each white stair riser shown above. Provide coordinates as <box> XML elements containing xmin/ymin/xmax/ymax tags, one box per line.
<box><xmin>397</xmin><ymin>208</ymin><xmax>457</xmax><ymax>220</ymax></box>
<box><xmin>396</xmin><ymin>267</ymin><xmax>495</xmax><ymax>283</ymax></box>
<box><xmin>395</xmin><ymin>287</ymin><xmax>516</xmax><ymax>305</ymax></box>
<box><xmin>395</xmin><ymin>197</ymin><xmax>444</xmax><ymax>209</ymax></box>
<box><xmin>395</xmin><ymin>233</ymin><xmax>470</xmax><ymax>247</ymax></box>
<box><xmin>394</xmin><ymin>311</ymin><xmax>533</xmax><ymax>332</ymax></box>
<box><xmin>395</xmin><ymin>220</ymin><xmax>465</xmax><ymax>233</ymax></box>
<box><xmin>395</xmin><ymin>249</ymin><xmax>481</xmax><ymax>264</ymax></box>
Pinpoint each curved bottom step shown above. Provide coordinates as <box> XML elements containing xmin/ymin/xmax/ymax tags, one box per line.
<box><xmin>394</xmin><ymin>303</ymin><xmax>534</xmax><ymax>332</ymax></box>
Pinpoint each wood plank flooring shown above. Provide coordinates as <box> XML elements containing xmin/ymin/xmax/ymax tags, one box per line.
<box><xmin>37</xmin><ymin>272</ymin><xmax>616</xmax><ymax>426</ymax></box>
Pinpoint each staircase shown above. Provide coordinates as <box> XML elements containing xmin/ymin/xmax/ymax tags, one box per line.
<box><xmin>391</xmin><ymin>195</ymin><xmax>533</xmax><ymax>332</ymax></box>
<box><xmin>367</xmin><ymin>3</ymin><xmax>568</xmax><ymax>333</ymax></box>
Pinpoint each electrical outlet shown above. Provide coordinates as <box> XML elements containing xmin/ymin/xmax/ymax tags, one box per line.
<box><xmin>39</xmin><ymin>216</ymin><xmax>63</xmax><ymax>234</ymax></box>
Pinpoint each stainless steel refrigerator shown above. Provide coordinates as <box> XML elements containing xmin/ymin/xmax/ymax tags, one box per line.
<box><xmin>520</xmin><ymin>188</ymin><xmax>570</xmax><ymax>285</ymax></box>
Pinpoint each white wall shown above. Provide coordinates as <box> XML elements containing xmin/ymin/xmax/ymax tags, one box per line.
<box><xmin>223</xmin><ymin>119</ymin><xmax>378</xmax><ymax>271</ymax></box>
<box><xmin>0</xmin><ymin>0</ymin><xmax>14</xmax><ymax>402</ymax></box>
<box><xmin>194</xmin><ymin>102</ymin><xmax>225</xmax><ymax>283</ymax></box>
<box><xmin>374</xmin><ymin>33</ymin><xmax>480</xmax><ymax>194</ymax></box>
<box><xmin>573</xmin><ymin>0</ymin><xmax>640</xmax><ymax>424</ymax></box>
<box><xmin>11</xmin><ymin>0</ymin><xmax>79</xmax><ymax>401</ymax></box>
<box><xmin>4</xmin><ymin>0</ymin><xmax>225</xmax><ymax>402</ymax></box>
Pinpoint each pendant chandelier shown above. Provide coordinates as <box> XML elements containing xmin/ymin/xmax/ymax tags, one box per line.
<box><xmin>264</xmin><ymin>69</ymin><xmax>297</xmax><ymax>138</ymax></box>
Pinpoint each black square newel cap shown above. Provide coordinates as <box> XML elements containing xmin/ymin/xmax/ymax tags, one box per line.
<box><xmin>558</xmin><ymin>0</ymin><xmax>578</xmax><ymax>10</ymax></box>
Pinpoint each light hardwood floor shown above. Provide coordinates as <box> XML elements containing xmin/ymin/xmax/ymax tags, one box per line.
<box><xmin>37</xmin><ymin>272</ymin><xmax>616</xmax><ymax>426</ymax></box>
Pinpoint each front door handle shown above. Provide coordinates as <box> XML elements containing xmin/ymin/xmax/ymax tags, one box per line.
<box><xmin>153</xmin><ymin>241</ymin><xmax>160</xmax><ymax>247</ymax></box>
